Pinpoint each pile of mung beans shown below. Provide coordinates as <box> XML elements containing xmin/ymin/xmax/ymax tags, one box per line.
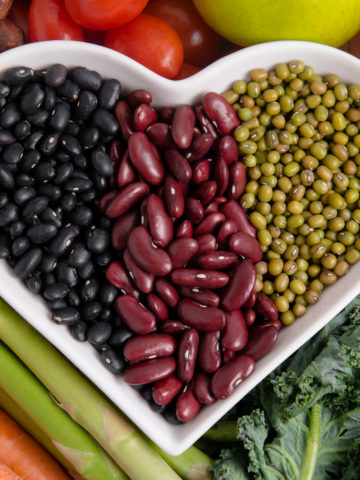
<box><xmin>223</xmin><ymin>60</ymin><xmax>360</xmax><ymax>325</ymax></box>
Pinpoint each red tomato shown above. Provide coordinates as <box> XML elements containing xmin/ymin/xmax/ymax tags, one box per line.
<box><xmin>144</xmin><ymin>0</ymin><xmax>221</xmax><ymax>67</ymax></box>
<box><xmin>28</xmin><ymin>0</ymin><xmax>84</xmax><ymax>42</ymax></box>
<box><xmin>104</xmin><ymin>14</ymin><xmax>184</xmax><ymax>79</ymax></box>
<box><xmin>174</xmin><ymin>63</ymin><xmax>200</xmax><ymax>80</ymax></box>
<box><xmin>65</xmin><ymin>0</ymin><xmax>148</xmax><ymax>31</ymax></box>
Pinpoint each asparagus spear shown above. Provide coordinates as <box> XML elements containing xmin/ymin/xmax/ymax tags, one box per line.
<box><xmin>0</xmin><ymin>299</ymin><xmax>182</xmax><ymax>480</ymax></box>
<box><xmin>0</xmin><ymin>340</ymin><xmax>128</xmax><ymax>480</ymax></box>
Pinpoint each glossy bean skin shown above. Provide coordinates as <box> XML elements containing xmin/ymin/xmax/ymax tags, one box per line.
<box><xmin>177</xmin><ymin>329</ymin><xmax>199</xmax><ymax>383</ymax></box>
<box><xmin>176</xmin><ymin>388</ymin><xmax>201</xmax><ymax>422</ymax></box>
<box><xmin>99</xmin><ymin>190</ymin><xmax>118</xmax><ymax>213</ymax></box>
<box><xmin>146</xmin><ymin>122</ymin><xmax>173</xmax><ymax>149</ymax></box>
<box><xmin>194</xmin><ymin>212</ymin><xmax>225</xmax><ymax>236</ymax></box>
<box><xmin>109</xmin><ymin>140</ymin><xmax>122</xmax><ymax>188</ymax></box>
<box><xmin>155</xmin><ymin>278</ymin><xmax>179</xmax><ymax>308</ymax></box>
<box><xmin>204</xmin><ymin>200</ymin><xmax>219</xmax><ymax>215</ymax></box>
<box><xmin>123</xmin><ymin>248</ymin><xmax>155</xmax><ymax>294</ymax></box>
<box><xmin>242</xmin><ymin>325</ymin><xmax>279</xmax><ymax>361</ymax></box>
<box><xmin>221</xmin><ymin>260</ymin><xmax>257</xmax><ymax>311</ymax></box>
<box><xmin>167</xmin><ymin>237</ymin><xmax>199</xmax><ymax>269</ymax></box>
<box><xmin>164</xmin><ymin>148</ymin><xmax>192</xmax><ymax>184</ymax></box>
<box><xmin>106</xmin><ymin>261</ymin><xmax>139</xmax><ymax>299</ymax></box>
<box><xmin>258</xmin><ymin>319</ymin><xmax>282</xmax><ymax>330</ymax></box>
<box><xmin>161</xmin><ymin>320</ymin><xmax>188</xmax><ymax>334</ymax></box>
<box><xmin>123</xmin><ymin>334</ymin><xmax>177</xmax><ymax>363</ymax></box>
<box><xmin>195</xmin><ymin>233</ymin><xmax>217</xmax><ymax>253</ymax></box>
<box><xmin>218</xmin><ymin>135</ymin><xmax>238</xmax><ymax>166</ymax></box>
<box><xmin>133</xmin><ymin>104</ymin><xmax>158</xmax><ymax>132</ymax></box>
<box><xmin>195</xmin><ymin>105</ymin><xmax>219</xmax><ymax>139</ymax></box>
<box><xmin>243</xmin><ymin>289</ymin><xmax>257</xmax><ymax>308</ymax></box>
<box><xmin>164</xmin><ymin>175</ymin><xmax>184</xmax><ymax>219</ymax></box>
<box><xmin>127</xmin><ymin>226</ymin><xmax>172</xmax><ymax>277</ymax></box>
<box><xmin>196</xmin><ymin>251</ymin><xmax>237</xmax><ymax>270</ymax></box>
<box><xmin>222</xmin><ymin>310</ymin><xmax>248</xmax><ymax>351</ymax></box>
<box><xmin>177</xmin><ymin>298</ymin><xmax>225</xmax><ymax>332</ymax></box>
<box><xmin>186</xmin><ymin>133</ymin><xmax>213</xmax><ymax>161</ymax></box>
<box><xmin>171</xmin><ymin>269</ymin><xmax>229</xmax><ymax>289</ymax></box>
<box><xmin>198</xmin><ymin>331</ymin><xmax>221</xmax><ymax>373</ymax></box>
<box><xmin>194</xmin><ymin>180</ymin><xmax>217</xmax><ymax>205</ymax></box>
<box><xmin>191</xmin><ymin>159</ymin><xmax>211</xmax><ymax>185</ymax></box>
<box><xmin>146</xmin><ymin>194</ymin><xmax>173</xmax><ymax>248</ymax></box>
<box><xmin>222</xmin><ymin>349</ymin><xmax>236</xmax><ymax>364</ymax></box>
<box><xmin>176</xmin><ymin>219</ymin><xmax>193</xmax><ymax>238</ymax></box>
<box><xmin>202</xmin><ymin>92</ymin><xmax>240</xmax><ymax>136</ymax></box>
<box><xmin>193</xmin><ymin>372</ymin><xmax>215</xmax><ymax>404</ymax></box>
<box><xmin>184</xmin><ymin>197</ymin><xmax>204</xmax><ymax>224</ymax></box>
<box><xmin>214</xmin><ymin>157</ymin><xmax>229</xmax><ymax>196</ymax></box>
<box><xmin>115</xmin><ymin>295</ymin><xmax>156</xmax><ymax>335</ymax></box>
<box><xmin>254</xmin><ymin>293</ymin><xmax>279</xmax><ymax>322</ymax></box>
<box><xmin>152</xmin><ymin>374</ymin><xmax>182</xmax><ymax>405</ymax></box>
<box><xmin>221</xmin><ymin>200</ymin><xmax>256</xmax><ymax>238</ymax></box>
<box><xmin>115</xmin><ymin>100</ymin><xmax>134</xmax><ymax>142</ymax></box>
<box><xmin>178</xmin><ymin>287</ymin><xmax>220</xmax><ymax>307</ymax></box>
<box><xmin>105</xmin><ymin>182</ymin><xmax>149</xmax><ymax>219</ymax></box>
<box><xmin>122</xmin><ymin>357</ymin><xmax>176</xmax><ymax>385</ymax></box>
<box><xmin>211</xmin><ymin>355</ymin><xmax>255</xmax><ymax>399</ymax></box>
<box><xmin>111</xmin><ymin>209</ymin><xmax>139</xmax><ymax>251</ymax></box>
<box><xmin>244</xmin><ymin>307</ymin><xmax>257</xmax><ymax>327</ymax></box>
<box><xmin>172</xmin><ymin>105</ymin><xmax>195</xmax><ymax>149</ymax></box>
<box><xmin>146</xmin><ymin>293</ymin><xmax>169</xmax><ymax>321</ymax></box>
<box><xmin>128</xmin><ymin>132</ymin><xmax>165</xmax><ymax>186</ymax></box>
<box><xmin>228</xmin><ymin>162</ymin><xmax>246</xmax><ymax>200</ymax></box>
<box><xmin>217</xmin><ymin>220</ymin><xmax>237</xmax><ymax>246</ymax></box>
<box><xmin>228</xmin><ymin>232</ymin><xmax>263</xmax><ymax>263</ymax></box>
<box><xmin>117</xmin><ymin>150</ymin><xmax>136</xmax><ymax>188</ymax></box>
<box><xmin>127</xmin><ymin>89</ymin><xmax>152</xmax><ymax>109</ymax></box>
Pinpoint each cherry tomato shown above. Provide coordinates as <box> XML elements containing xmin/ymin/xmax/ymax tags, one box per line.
<box><xmin>104</xmin><ymin>14</ymin><xmax>184</xmax><ymax>79</ymax></box>
<box><xmin>28</xmin><ymin>0</ymin><xmax>84</xmax><ymax>42</ymax></box>
<box><xmin>174</xmin><ymin>63</ymin><xmax>201</xmax><ymax>80</ymax></box>
<box><xmin>65</xmin><ymin>0</ymin><xmax>148</xmax><ymax>31</ymax></box>
<box><xmin>144</xmin><ymin>0</ymin><xmax>221</xmax><ymax>67</ymax></box>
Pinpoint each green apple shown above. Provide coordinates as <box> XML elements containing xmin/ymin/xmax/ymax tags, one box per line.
<box><xmin>192</xmin><ymin>0</ymin><xmax>360</xmax><ymax>47</ymax></box>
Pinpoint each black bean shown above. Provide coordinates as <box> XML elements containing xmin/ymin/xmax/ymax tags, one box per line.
<box><xmin>111</xmin><ymin>316</ymin><xmax>122</xmax><ymax>328</ymax></box>
<box><xmin>78</xmin><ymin>127</ymin><xmax>99</xmax><ymax>150</ymax></box>
<box><xmin>108</xmin><ymin>327</ymin><xmax>132</xmax><ymax>349</ymax></box>
<box><xmin>71</xmin><ymin>154</ymin><xmax>86</xmax><ymax>169</ymax></box>
<box><xmin>57</xmin><ymin>80</ymin><xmax>80</xmax><ymax>102</ymax></box>
<box><xmin>91</xmin><ymin>149</ymin><xmax>113</xmax><ymax>177</ymax></box>
<box><xmin>14</xmin><ymin>247</ymin><xmax>42</xmax><ymax>279</ymax></box>
<box><xmin>26</xmin><ymin>109</ymin><xmax>49</xmax><ymax>127</ymax></box>
<box><xmin>101</xmin><ymin>348</ymin><xmax>124</xmax><ymax>374</ymax></box>
<box><xmin>0</xmin><ymin>103</ymin><xmax>21</xmax><ymax>129</ymax></box>
<box><xmin>67</xmin><ymin>289</ymin><xmax>81</xmax><ymax>308</ymax></box>
<box><xmin>87</xmin><ymin>321</ymin><xmax>112</xmax><ymax>346</ymax></box>
<box><xmin>60</xmin><ymin>135</ymin><xmax>81</xmax><ymax>156</ymax></box>
<box><xmin>43</xmin><ymin>86</ymin><xmax>58</xmax><ymax>111</ymax></box>
<box><xmin>43</xmin><ymin>282</ymin><xmax>69</xmax><ymax>301</ymax></box>
<box><xmin>45</xmin><ymin>64</ymin><xmax>67</xmax><ymax>88</ymax></box>
<box><xmin>69</xmin><ymin>204</ymin><xmax>93</xmax><ymax>227</ymax></box>
<box><xmin>140</xmin><ymin>386</ymin><xmax>153</xmax><ymax>401</ymax></box>
<box><xmin>150</xmin><ymin>401</ymin><xmax>167</xmax><ymax>413</ymax></box>
<box><xmin>99</xmin><ymin>308</ymin><xmax>113</xmax><ymax>322</ymax></box>
<box><xmin>9</xmin><ymin>220</ymin><xmax>25</xmax><ymax>238</ymax></box>
<box><xmin>0</xmin><ymin>203</ymin><xmax>18</xmax><ymax>227</ymax></box>
<box><xmin>13</xmin><ymin>187</ymin><xmax>35</xmax><ymax>206</ymax></box>
<box><xmin>37</xmin><ymin>184</ymin><xmax>62</xmax><ymax>202</ymax></box>
<box><xmin>64</xmin><ymin>176</ymin><xmax>92</xmax><ymax>193</ymax></box>
<box><xmin>163</xmin><ymin>407</ymin><xmax>183</xmax><ymax>425</ymax></box>
<box><xmin>48</xmin><ymin>299</ymin><xmax>68</xmax><ymax>310</ymax></box>
<box><xmin>0</xmin><ymin>165</ymin><xmax>14</xmax><ymax>189</ymax></box>
<box><xmin>3</xmin><ymin>66</ymin><xmax>34</xmax><ymax>85</ymax></box>
<box><xmin>65</xmin><ymin>120</ymin><xmax>81</xmax><ymax>137</ymax></box>
<box><xmin>86</xmin><ymin>228</ymin><xmax>109</xmax><ymax>254</ymax></box>
<box><xmin>80</xmin><ymin>278</ymin><xmax>99</xmax><ymax>302</ymax></box>
<box><xmin>54</xmin><ymin>162</ymin><xmax>74</xmax><ymax>185</ymax></box>
<box><xmin>26</xmin><ymin>274</ymin><xmax>42</xmax><ymax>294</ymax></box>
<box><xmin>81</xmin><ymin>301</ymin><xmax>102</xmax><ymax>321</ymax></box>
<box><xmin>33</xmin><ymin>161</ymin><xmax>55</xmax><ymax>182</ymax></box>
<box><xmin>56</xmin><ymin>260</ymin><xmax>78</xmax><ymax>288</ymax></box>
<box><xmin>70</xmin><ymin>67</ymin><xmax>102</xmax><ymax>92</ymax></box>
<box><xmin>77</xmin><ymin>261</ymin><xmax>95</xmax><ymax>280</ymax></box>
<box><xmin>44</xmin><ymin>273</ymin><xmax>56</xmax><ymax>287</ymax></box>
<box><xmin>92</xmin><ymin>108</ymin><xmax>119</xmax><ymax>136</ymax></box>
<box><xmin>70</xmin><ymin>321</ymin><xmax>87</xmax><ymax>342</ymax></box>
<box><xmin>71</xmin><ymin>169</ymin><xmax>89</xmax><ymax>180</ymax></box>
<box><xmin>39</xmin><ymin>132</ymin><xmax>61</xmax><ymax>156</ymax></box>
<box><xmin>50</xmin><ymin>101</ymin><xmax>71</xmax><ymax>131</ymax></box>
<box><xmin>0</xmin><ymin>129</ymin><xmax>16</xmax><ymax>145</ymax></box>
<box><xmin>4</xmin><ymin>163</ymin><xmax>17</xmax><ymax>173</ymax></box>
<box><xmin>68</xmin><ymin>243</ymin><xmax>91</xmax><ymax>268</ymax></box>
<box><xmin>27</xmin><ymin>223</ymin><xmax>58</xmax><ymax>244</ymax></box>
<box><xmin>91</xmin><ymin>172</ymin><xmax>108</xmax><ymax>192</ymax></box>
<box><xmin>76</xmin><ymin>90</ymin><xmax>98</xmax><ymax>119</ymax></box>
<box><xmin>99</xmin><ymin>79</ymin><xmax>121</xmax><ymax>110</ymax></box>
<box><xmin>95</xmin><ymin>251</ymin><xmax>111</xmax><ymax>267</ymax></box>
<box><xmin>39</xmin><ymin>207</ymin><xmax>62</xmax><ymax>228</ymax></box>
<box><xmin>0</xmin><ymin>233</ymin><xmax>10</xmax><ymax>259</ymax></box>
<box><xmin>2</xmin><ymin>142</ymin><xmax>24</xmax><ymax>164</ymax></box>
<box><xmin>14</xmin><ymin>120</ymin><xmax>31</xmax><ymax>140</ymax></box>
<box><xmin>11</xmin><ymin>236</ymin><xmax>30</xmax><ymax>257</ymax></box>
<box><xmin>98</xmin><ymin>217</ymin><xmax>112</xmax><ymax>230</ymax></box>
<box><xmin>8</xmin><ymin>84</ymin><xmax>24</xmax><ymax>101</ymax></box>
<box><xmin>0</xmin><ymin>97</ymin><xmax>6</xmax><ymax>108</ymax></box>
<box><xmin>56</xmin><ymin>151</ymin><xmax>71</xmax><ymax>164</ymax></box>
<box><xmin>0</xmin><ymin>193</ymin><xmax>8</xmax><ymax>209</ymax></box>
<box><xmin>24</xmin><ymin>130</ymin><xmax>44</xmax><ymax>150</ymax></box>
<box><xmin>0</xmin><ymin>82</ymin><xmax>10</xmax><ymax>97</ymax></box>
<box><xmin>99</xmin><ymin>283</ymin><xmax>118</xmax><ymax>305</ymax></box>
<box><xmin>80</xmin><ymin>188</ymin><xmax>96</xmax><ymax>203</ymax></box>
<box><xmin>7</xmin><ymin>256</ymin><xmax>16</xmax><ymax>267</ymax></box>
<box><xmin>22</xmin><ymin>196</ymin><xmax>48</xmax><ymax>219</ymax></box>
<box><xmin>59</xmin><ymin>192</ymin><xmax>76</xmax><ymax>213</ymax></box>
<box><xmin>49</xmin><ymin>224</ymin><xmax>80</xmax><ymax>256</ymax></box>
<box><xmin>20</xmin><ymin>151</ymin><xmax>41</xmax><ymax>173</ymax></box>
<box><xmin>20</xmin><ymin>83</ymin><xmax>45</xmax><ymax>114</ymax></box>
<box><xmin>52</xmin><ymin>307</ymin><xmax>79</xmax><ymax>325</ymax></box>
<box><xmin>40</xmin><ymin>254</ymin><xmax>57</xmax><ymax>273</ymax></box>
<box><xmin>16</xmin><ymin>173</ymin><xmax>33</xmax><ymax>187</ymax></box>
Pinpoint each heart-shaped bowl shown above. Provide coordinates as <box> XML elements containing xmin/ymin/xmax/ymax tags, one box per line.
<box><xmin>1</xmin><ymin>40</ymin><xmax>360</xmax><ymax>456</ymax></box>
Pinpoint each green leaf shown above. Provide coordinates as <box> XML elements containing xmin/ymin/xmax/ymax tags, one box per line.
<box><xmin>212</xmin><ymin>449</ymin><xmax>249</xmax><ymax>480</ymax></box>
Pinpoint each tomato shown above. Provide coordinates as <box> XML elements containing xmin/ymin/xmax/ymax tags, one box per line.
<box><xmin>174</xmin><ymin>63</ymin><xmax>200</xmax><ymax>80</ymax></box>
<box><xmin>104</xmin><ymin>14</ymin><xmax>184</xmax><ymax>79</ymax></box>
<box><xmin>65</xmin><ymin>0</ymin><xmax>148</xmax><ymax>31</ymax></box>
<box><xmin>144</xmin><ymin>0</ymin><xmax>221</xmax><ymax>67</ymax></box>
<box><xmin>28</xmin><ymin>0</ymin><xmax>84</xmax><ymax>42</ymax></box>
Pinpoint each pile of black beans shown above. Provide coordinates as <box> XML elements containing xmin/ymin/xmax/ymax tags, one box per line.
<box><xmin>0</xmin><ymin>64</ymin><xmax>130</xmax><ymax>373</ymax></box>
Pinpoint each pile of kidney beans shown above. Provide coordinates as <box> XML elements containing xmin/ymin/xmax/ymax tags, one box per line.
<box><xmin>0</xmin><ymin>64</ymin><xmax>279</xmax><ymax>424</ymax></box>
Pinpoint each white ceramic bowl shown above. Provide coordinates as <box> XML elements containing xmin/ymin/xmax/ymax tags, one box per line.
<box><xmin>1</xmin><ymin>40</ymin><xmax>360</xmax><ymax>456</ymax></box>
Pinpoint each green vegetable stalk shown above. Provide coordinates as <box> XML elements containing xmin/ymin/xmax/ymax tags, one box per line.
<box><xmin>0</xmin><ymin>299</ymin><xmax>183</xmax><ymax>480</ymax></box>
<box><xmin>0</xmin><ymin>340</ymin><xmax>127</xmax><ymax>480</ymax></box>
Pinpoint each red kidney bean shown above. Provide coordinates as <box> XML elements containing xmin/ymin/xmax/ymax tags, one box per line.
<box><xmin>191</xmin><ymin>159</ymin><xmax>211</xmax><ymax>185</ymax></box>
<box><xmin>204</xmin><ymin>200</ymin><xmax>219</xmax><ymax>215</ymax></box>
<box><xmin>193</xmin><ymin>372</ymin><xmax>215</xmax><ymax>405</ymax></box>
<box><xmin>194</xmin><ymin>212</ymin><xmax>225</xmax><ymax>236</ymax></box>
<box><xmin>242</xmin><ymin>325</ymin><xmax>278</xmax><ymax>361</ymax></box>
<box><xmin>176</xmin><ymin>219</ymin><xmax>193</xmax><ymax>238</ymax></box>
<box><xmin>214</xmin><ymin>157</ymin><xmax>229</xmax><ymax>196</ymax></box>
<box><xmin>105</xmin><ymin>182</ymin><xmax>149</xmax><ymax>219</ymax></box>
<box><xmin>127</xmin><ymin>226</ymin><xmax>172</xmax><ymax>277</ymax></box>
<box><xmin>176</xmin><ymin>387</ymin><xmax>201</xmax><ymax>422</ymax></box>
<box><xmin>146</xmin><ymin>293</ymin><xmax>169</xmax><ymax>321</ymax></box>
<box><xmin>115</xmin><ymin>100</ymin><xmax>134</xmax><ymax>142</ymax></box>
<box><xmin>146</xmin><ymin>122</ymin><xmax>173</xmax><ymax>148</ymax></box>
<box><xmin>221</xmin><ymin>200</ymin><xmax>256</xmax><ymax>238</ymax></box>
<box><xmin>111</xmin><ymin>209</ymin><xmax>139</xmax><ymax>251</ymax></box>
<box><xmin>123</xmin><ymin>248</ymin><xmax>155</xmax><ymax>294</ymax></box>
<box><xmin>123</xmin><ymin>334</ymin><xmax>177</xmax><ymax>363</ymax></box>
<box><xmin>195</xmin><ymin>233</ymin><xmax>217</xmax><ymax>252</ymax></box>
<box><xmin>222</xmin><ymin>310</ymin><xmax>248</xmax><ymax>351</ymax></box>
<box><xmin>177</xmin><ymin>298</ymin><xmax>225</xmax><ymax>332</ymax></box>
<box><xmin>164</xmin><ymin>147</ymin><xmax>192</xmax><ymax>184</ymax></box>
<box><xmin>167</xmin><ymin>238</ymin><xmax>199</xmax><ymax>269</ymax></box>
<box><xmin>222</xmin><ymin>349</ymin><xmax>236</xmax><ymax>363</ymax></box>
<box><xmin>122</xmin><ymin>356</ymin><xmax>176</xmax><ymax>385</ymax></box>
<box><xmin>184</xmin><ymin>197</ymin><xmax>204</xmax><ymax>225</ymax></box>
<box><xmin>194</xmin><ymin>180</ymin><xmax>217</xmax><ymax>205</ymax></box>
<box><xmin>99</xmin><ymin>190</ymin><xmax>118</xmax><ymax>213</ymax></box>
<box><xmin>115</xmin><ymin>295</ymin><xmax>156</xmax><ymax>335</ymax></box>
<box><xmin>133</xmin><ymin>104</ymin><xmax>158</xmax><ymax>132</ymax></box>
<box><xmin>203</xmin><ymin>92</ymin><xmax>240</xmax><ymax>136</ymax></box>
<box><xmin>128</xmin><ymin>132</ymin><xmax>165</xmax><ymax>186</ymax></box>
<box><xmin>221</xmin><ymin>260</ymin><xmax>256</xmax><ymax>311</ymax></box>
<box><xmin>228</xmin><ymin>232</ymin><xmax>263</xmax><ymax>263</ymax></box>
<box><xmin>198</xmin><ymin>331</ymin><xmax>221</xmax><ymax>373</ymax></box>
<box><xmin>106</xmin><ymin>261</ymin><xmax>139</xmax><ymax>299</ymax></box>
<box><xmin>161</xmin><ymin>320</ymin><xmax>188</xmax><ymax>334</ymax></box>
<box><xmin>196</xmin><ymin>251</ymin><xmax>237</xmax><ymax>270</ymax></box>
<box><xmin>171</xmin><ymin>269</ymin><xmax>229</xmax><ymax>289</ymax></box>
<box><xmin>172</xmin><ymin>104</ymin><xmax>195</xmax><ymax>149</ymax></box>
<box><xmin>217</xmin><ymin>219</ymin><xmax>237</xmax><ymax>245</ymax></box>
<box><xmin>177</xmin><ymin>329</ymin><xmax>199</xmax><ymax>383</ymax></box>
<box><xmin>164</xmin><ymin>175</ymin><xmax>184</xmax><ymax>219</ymax></box>
<box><xmin>152</xmin><ymin>374</ymin><xmax>183</xmax><ymax>405</ymax></box>
<box><xmin>195</xmin><ymin>105</ymin><xmax>219</xmax><ymax>139</ymax></box>
<box><xmin>160</xmin><ymin>106</ymin><xmax>175</xmax><ymax>123</ymax></box>
<box><xmin>146</xmin><ymin>194</ymin><xmax>173</xmax><ymax>248</ymax></box>
<box><xmin>117</xmin><ymin>150</ymin><xmax>136</xmax><ymax>188</ymax></box>
<box><xmin>215</xmin><ymin>196</ymin><xmax>228</xmax><ymax>205</ymax></box>
<box><xmin>243</xmin><ymin>307</ymin><xmax>256</xmax><ymax>327</ymax></box>
<box><xmin>228</xmin><ymin>162</ymin><xmax>246</xmax><ymax>201</ymax></box>
<box><xmin>243</xmin><ymin>289</ymin><xmax>257</xmax><ymax>308</ymax></box>
<box><xmin>211</xmin><ymin>356</ymin><xmax>255</xmax><ymax>399</ymax></box>
<box><xmin>254</xmin><ymin>292</ymin><xmax>279</xmax><ymax>322</ymax></box>
<box><xmin>127</xmin><ymin>89</ymin><xmax>152</xmax><ymax>109</ymax></box>
<box><xmin>218</xmin><ymin>135</ymin><xmax>238</xmax><ymax>166</ymax></box>
<box><xmin>178</xmin><ymin>287</ymin><xmax>220</xmax><ymax>307</ymax></box>
<box><xmin>109</xmin><ymin>140</ymin><xmax>123</xmax><ymax>188</ymax></box>
<box><xmin>257</xmin><ymin>319</ymin><xmax>282</xmax><ymax>330</ymax></box>
<box><xmin>185</xmin><ymin>133</ymin><xmax>214</xmax><ymax>161</ymax></box>
<box><xmin>155</xmin><ymin>278</ymin><xmax>179</xmax><ymax>308</ymax></box>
